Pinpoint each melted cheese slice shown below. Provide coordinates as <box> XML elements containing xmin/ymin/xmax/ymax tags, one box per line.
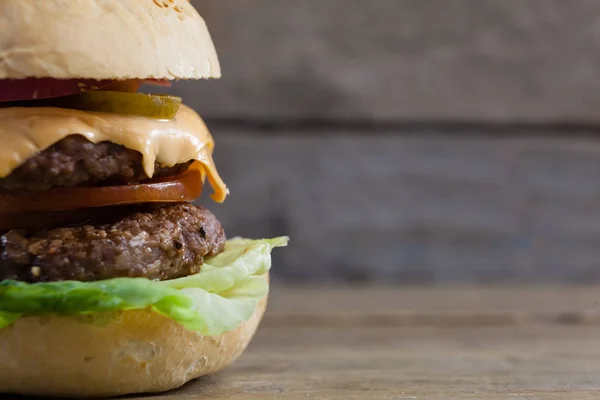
<box><xmin>0</xmin><ymin>104</ymin><xmax>228</xmax><ymax>202</ymax></box>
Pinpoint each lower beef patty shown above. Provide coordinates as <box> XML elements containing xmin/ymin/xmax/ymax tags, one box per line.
<box><xmin>0</xmin><ymin>135</ymin><xmax>192</xmax><ymax>191</ymax></box>
<box><xmin>0</xmin><ymin>203</ymin><xmax>226</xmax><ymax>282</ymax></box>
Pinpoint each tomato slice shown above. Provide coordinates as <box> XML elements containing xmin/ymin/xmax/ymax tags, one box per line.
<box><xmin>144</xmin><ymin>79</ymin><xmax>172</xmax><ymax>87</ymax></box>
<box><xmin>0</xmin><ymin>79</ymin><xmax>115</xmax><ymax>102</ymax></box>
<box><xmin>97</xmin><ymin>79</ymin><xmax>172</xmax><ymax>93</ymax></box>
<box><xmin>0</xmin><ymin>165</ymin><xmax>203</xmax><ymax>214</ymax></box>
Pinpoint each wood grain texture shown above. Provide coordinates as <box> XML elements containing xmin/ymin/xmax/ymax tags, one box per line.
<box><xmin>149</xmin><ymin>325</ymin><xmax>600</xmax><ymax>399</ymax></box>
<box><xmin>179</xmin><ymin>0</ymin><xmax>600</xmax><ymax>122</ymax></box>
<box><xmin>197</xmin><ymin>129</ymin><xmax>600</xmax><ymax>283</ymax></box>
<box><xmin>138</xmin><ymin>287</ymin><xmax>600</xmax><ymax>399</ymax></box>
<box><xmin>264</xmin><ymin>285</ymin><xmax>600</xmax><ymax>327</ymax></box>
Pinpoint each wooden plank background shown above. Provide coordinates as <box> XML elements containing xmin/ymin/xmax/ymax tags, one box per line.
<box><xmin>184</xmin><ymin>0</ymin><xmax>600</xmax><ymax>123</ymax></box>
<box><xmin>172</xmin><ymin>1</ymin><xmax>600</xmax><ymax>283</ymax></box>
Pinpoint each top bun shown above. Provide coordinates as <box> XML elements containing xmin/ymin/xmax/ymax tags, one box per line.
<box><xmin>0</xmin><ymin>0</ymin><xmax>221</xmax><ymax>80</ymax></box>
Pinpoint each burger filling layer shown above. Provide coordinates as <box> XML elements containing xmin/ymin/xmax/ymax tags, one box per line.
<box><xmin>0</xmin><ymin>101</ymin><xmax>229</xmax><ymax>282</ymax></box>
<box><xmin>0</xmin><ymin>80</ymin><xmax>288</xmax><ymax>335</ymax></box>
<box><xmin>0</xmin><ymin>135</ymin><xmax>192</xmax><ymax>191</ymax></box>
<box><xmin>0</xmin><ymin>203</ymin><xmax>226</xmax><ymax>283</ymax></box>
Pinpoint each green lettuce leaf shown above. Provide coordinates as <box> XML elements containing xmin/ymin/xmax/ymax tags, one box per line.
<box><xmin>0</xmin><ymin>237</ymin><xmax>288</xmax><ymax>335</ymax></box>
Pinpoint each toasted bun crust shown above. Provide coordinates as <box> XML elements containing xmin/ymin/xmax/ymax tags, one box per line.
<box><xmin>0</xmin><ymin>0</ymin><xmax>220</xmax><ymax>80</ymax></box>
<box><xmin>0</xmin><ymin>291</ymin><xmax>267</xmax><ymax>398</ymax></box>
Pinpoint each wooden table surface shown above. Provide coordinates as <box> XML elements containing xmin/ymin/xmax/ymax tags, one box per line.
<box><xmin>11</xmin><ymin>286</ymin><xmax>600</xmax><ymax>399</ymax></box>
<box><xmin>144</xmin><ymin>286</ymin><xmax>600</xmax><ymax>400</ymax></box>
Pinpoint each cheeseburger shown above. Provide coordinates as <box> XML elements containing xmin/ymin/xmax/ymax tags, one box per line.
<box><xmin>0</xmin><ymin>0</ymin><xmax>287</xmax><ymax>397</ymax></box>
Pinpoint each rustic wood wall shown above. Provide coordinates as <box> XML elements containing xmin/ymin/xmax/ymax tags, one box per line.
<box><xmin>174</xmin><ymin>0</ymin><xmax>600</xmax><ymax>283</ymax></box>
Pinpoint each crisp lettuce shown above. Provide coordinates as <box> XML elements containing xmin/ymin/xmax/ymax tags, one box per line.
<box><xmin>0</xmin><ymin>237</ymin><xmax>288</xmax><ymax>335</ymax></box>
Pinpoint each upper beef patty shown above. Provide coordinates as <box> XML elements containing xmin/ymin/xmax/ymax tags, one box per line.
<box><xmin>0</xmin><ymin>135</ymin><xmax>192</xmax><ymax>191</ymax></box>
<box><xmin>0</xmin><ymin>203</ymin><xmax>226</xmax><ymax>283</ymax></box>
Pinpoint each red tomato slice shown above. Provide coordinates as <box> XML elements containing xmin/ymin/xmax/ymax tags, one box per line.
<box><xmin>0</xmin><ymin>164</ymin><xmax>203</xmax><ymax>214</ymax></box>
<box><xmin>0</xmin><ymin>78</ymin><xmax>114</xmax><ymax>102</ymax></box>
<box><xmin>144</xmin><ymin>79</ymin><xmax>172</xmax><ymax>87</ymax></box>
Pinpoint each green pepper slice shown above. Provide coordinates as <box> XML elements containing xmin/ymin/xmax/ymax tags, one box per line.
<box><xmin>2</xmin><ymin>91</ymin><xmax>183</xmax><ymax>119</ymax></box>
<box><xmin>55</xmin><ymin>91</ymin><xmax>183</xmax><ymax>119</ymax></box>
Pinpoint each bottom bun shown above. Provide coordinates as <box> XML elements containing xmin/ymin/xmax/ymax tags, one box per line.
<box><xmin>0</xmin><ymin>284</ymin><xmax>268</xmax><ymax>398</ymax></box>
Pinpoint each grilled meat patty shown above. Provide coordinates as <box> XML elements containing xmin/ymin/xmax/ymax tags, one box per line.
<box><xmin>0</xmin><ymin>135</ymin><xmax>192</xmax><ymax>191</ymax></box>
<box><xmin>0</xmin><ymin>203</ymin><xmax>226</xmax><ymax>282</ymax></box>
